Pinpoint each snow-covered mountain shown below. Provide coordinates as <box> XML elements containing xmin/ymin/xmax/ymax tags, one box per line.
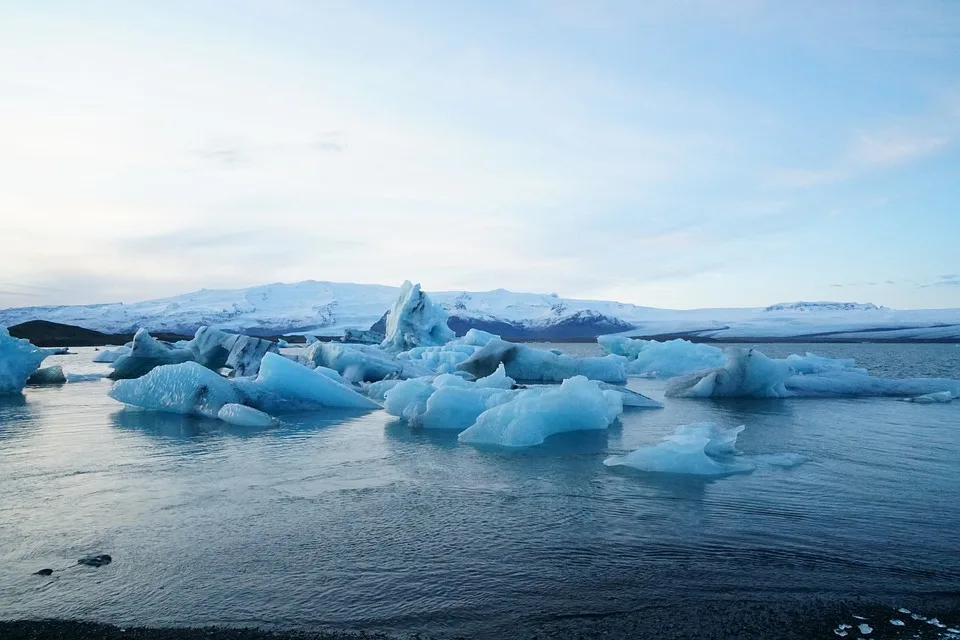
<box><xmin>1</xmin><ymin>281</ymin><xmax>959</xmax><ymax>341</ymax></box>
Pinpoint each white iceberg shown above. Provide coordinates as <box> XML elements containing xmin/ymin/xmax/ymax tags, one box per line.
<box><xmin>664</xmin><ymin>347</ymin><xmax>960</xmax><ymax>399</ymax></box>
<box><xmin>0</xmin><ymin>326</ymin><xmax>49</xmax><ymax>394</ymax></box>
<box><xmin>901</xmin><ymin>391</ymin><xmax>954</xmax><ymax>404</ymax></box>
<box><xmin>598</xmin><ymin>336</ymin><xmax>726</xmax><ymax>378</ymax></box>
<box><xmin>109</xmin><ymin>361</ymin><xmax>241</xmax><ymax>418</ymax></box>
<box><xmin>457</xmin><ymin>338</ymin><xmax>627</xmax><ymax>383</ymax></box>
<box><xmin>108</xmin><ymin>329</ymin><xmax>197</xmax><ymax>380</ymax></box>
<box><xmin>380</xmin><ymin>281</ymin><xmax>455</xmax><ymax>352</ymax></box>
<box><xmin>239</xmin><ymin>352</ymin><xmax>379</xmax><ymax>411</ymax></box>
<box><xmin>27</xmin><ymin>365</ymin><xmax>67</xmax><ymax>385</ymax></box>
<box><xmin>217</xmin><ymin>403</ymin><xmax>279</xmax><ymax>428</ymax></box>
<box><xmin>397</xmin><ymin>329</ymin><xmax>499</xmax><ymax>374</ymax></box>
<box><xmin>303</xmin><ymin>341</ymin><xmax>403</xmax><ymax>382</ymax></box>
<box><xmin>458</xmin><ymin>376</ymin><xmax>623</xmax><ymax>448</ymax></box>
<box><xmin>604</xmin><ymin>423</ymin><xmax>756</xmax><ymax>476</ymax></box>
<box><xmin>93</xmin><ymin>345</ymin><xmax>132</xmax><ymax>363</ymax></box>
<box><xmin>109</xmin><ymin>327</ymin><xmax>278</xmax><ymax>380</ymax></box>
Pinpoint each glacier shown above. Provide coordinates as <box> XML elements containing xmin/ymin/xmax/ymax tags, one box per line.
<box><xmin>664</xmin><ymin>347</ymin><xmax>960</xmax><ymax>399</ymax></box>
<box><xmin>3</xmin><ymin>279</ymin><xmax>958</xmax><ymax>342</ymax></box>
<box><xmin>458</xmin><ymin>376</ymin><xmax>623</xmax><ymax>448</ymax></box>
<box><xmin>0</xmin><ymin>326</ymin><xmax>49</xmax><ymax>394</ymax></box>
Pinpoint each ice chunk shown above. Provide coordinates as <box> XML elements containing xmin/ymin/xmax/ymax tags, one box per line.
<box><xmin>93</xmin><ymin>345</ymin><xmax>131</xmax><ymax>363</ymax></box>
<box><xmin>457</xmin><ymin>338</ymin><xmax>627</xmax><ymax>383</ymax></box>
<box><xmin>594</xmin><ymin>381</ymin><xmax>664</xmax><ymax>408</ymax></box>
<box><xmin>364</xmin><ymin>378</ymin><xmax>403</xmax><ymax>402</ymax></box>
<box><xmin>383</xmin><ymin>378</ymin><xmax>436</xmax><ymax>421</ymax></box>
<box><xmin>108</xmin><ymin>329</ymin><xmax>195</xmax><ymax>380</ymax></box>
<box><xmin>27</xmin><ymin>365</ymin><xmax>67</xmax><ymax>385</ymax></box>
<box><xmin>189</xmin><ymin>327</ymin><xmax>278</xmax><ymax>377</ymax></box>
<box><xmin>276</xmin><ymin>338</ymin><xmax>289</xmax><ymax>348</ymax></box>
<box><xmin>342</xmin><ymin>328</ymin><xmax>384</xmax><ymax>345</ymax></box>
<box><xmin>217</xmin><ymin>403</ymin><xmax>278</xmax><ymax>428</ymax></box>
<box><xmin>243</xmin><ymin>352</ymin><xmax>378</xmax><ymax>410</ymax></box>
<box><xmin>381</xmin><ymin>281</ymin><xmax>455</xmax><ymax>352</ymax></box>
<box><xmin>901</xmin><ymin>391</ymin><xmax>954</xmax><ymax>404</ymax></box>
<box><xmin>604</xmin><ymin>423</ymin><xmax>756</xmax><ymax>476</ymax></box>
<box><xmin>858</xmin><ymin>623</ymin><xmax>872</xmax><ymax>635</ymax></box>
<box><xmin>458</xmin><ymin>376</ymin><xmax>622</xmax><ymax>448</ymax></box>
<box><xmin>665</xmin><ymin>346</ymin><xmax>960</xmax><ymax>399</ymax></box>
<box><xmin>599</xmin><ymin>336</ymin><xmax>726</xmax><ymax>378</ymax></box>
<box><xmin>421</xmin><ymin>385</ymin><xmax>512</xmax><ymax>430</ymax></box>
<box><xmin>303</xmin><ymin>341</ymin><xmax>405</xmax><ymax>382</ymax></box>
<box><xmin>665</xmin><ymin>348</ymin><xmax>792</xmax><ymax>398</ymax></box>
<box><xmin>474</xmin><ymin>364</ymin><xmax>516</xmax><ymax>389</ymax></box>
<box><xmin>0</xmin><ymin>326</ymin><xmax>49</xmax><ymax>394</ymax></box>
<box><xmin>109</xmin><ymin>361</ymin><xmax>241</xmax><ymax>418</ymax></box>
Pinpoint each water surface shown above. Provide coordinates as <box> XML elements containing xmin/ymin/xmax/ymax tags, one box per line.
<box><xmin>1</xmin><ymin>344</ymin><xmax>959</xmax><ymax>638</ymax></box>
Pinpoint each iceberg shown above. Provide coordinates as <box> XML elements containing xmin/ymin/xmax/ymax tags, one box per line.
<box><xmin>604</xmin><ymin>423</ymin><xmax>756</xmax><ymax>476</ymax></box>
<box><xmin>93</xmin><ymin>345</ymin><xmax>131</xmax><ymax>363</ymax></box>
<box><xmin>456</xmin><ymin>338</ymin><xmax>628</xmax><ymax>383</ymax></box>
<box><xmin>217</xmin><ymin>403</ymin><xmax>279</xmax><ymax>427</ymax></box>
<box><xmin>664</xmin><ymin>347</ymin><xmax>960</xmax><ymax>399</ymax></box>
<box><xmin>380</xmin><ymin>281</ymin><xmax>455</xmax><ymax>352</ymax></box>
<box><xmin>27</xmin><ymin>365</ymin><xmax>67</xmax><ymax>385</ymax></box>
<box><xmin>458</xmin><ymin>376</ymin><xmax>623</xmax><ymax>448</ymax></box>
<box><xmin>901</xmin><ymin>391</ymin><xmax>954</xmax><ymax>404</ymax></box>
<box><xmin>342</xmin><ymin>328</ymin><xmax>384</xmax><ymax>345</ymax></box>
<box><xmin>397</xmin><ymin>330</ymin><xmax>500</xmax><ymax>374</ymax></box>
<box><xmin>594</xmin><ymin>381</ymin><xmax>664</xmax><ymax>408</ymax></box>
<box><xmin>598</xmin><ymin>336</ymin><xmax>726</xmax><ymax>378</ymax></box>
<box><xmin>108</xmin><ymin>329</ymin><xmax>196</xmax><ymax>380</ymax></box>
<box><xmin>0</xmin><ymin>326</ymin><xmax>49</xmax><ymax>394</ymax></box>
<box><xmin>109</xmin><ymin>361</ymin><xmax>241</xmax><ymax>418</ymax></box>
<box><xmin>239</xmin><ymin>352</ymin><xmax>379</xmax><ymax>411</ymax></box>
<box><xmin>303</xmin><ymin>341</ymin><xmax>403</xmax><ymax>382</ymax></box>
<box><xmin>109</xmin><ymin>327</ymin><xmax>278</xmax><ymax>380</ymax></box>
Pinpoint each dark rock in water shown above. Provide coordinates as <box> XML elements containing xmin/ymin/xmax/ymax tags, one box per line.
<box><xmin>34</xmin><ymin>568</ymin><xmax>53</xmax><ymax>576</ymax></box>
<box><xmin>77</xmin><ymin>554</ymin><xmax>112</xmax><ymax>567</ymax></box>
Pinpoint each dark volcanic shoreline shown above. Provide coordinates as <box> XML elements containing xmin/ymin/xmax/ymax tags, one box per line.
<box><xmin>3</xmin><ymin>598</ymin><xmax>959</xmax><ymax>640</ymax></box>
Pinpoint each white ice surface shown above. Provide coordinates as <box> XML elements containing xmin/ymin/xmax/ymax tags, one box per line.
<box><xmin>217</xmin><ymin>403</ymin><xmax>279</xmax><ymax>428</ymax></box>
<box><xmin>109</xmin><ymin>361</ymin><xmax>241</xmax><ymax>418</ymax></box>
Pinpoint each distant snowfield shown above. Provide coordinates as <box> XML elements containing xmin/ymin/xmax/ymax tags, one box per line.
<box><xmin>1</xmin><ymin>280</ymin><xmax>959</xmax><ymax>341</ymax></box>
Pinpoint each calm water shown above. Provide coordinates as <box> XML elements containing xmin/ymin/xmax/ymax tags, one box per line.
<box><xmin>1</xmin><ymin>344</ymin><xmax>959</xmax><ymax>639</ymax></box>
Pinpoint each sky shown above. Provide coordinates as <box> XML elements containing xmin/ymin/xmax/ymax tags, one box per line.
<box><xmin>1</xmin><ymin>0</ymin><xmax>959</xmax><ymax>310</ymax></box>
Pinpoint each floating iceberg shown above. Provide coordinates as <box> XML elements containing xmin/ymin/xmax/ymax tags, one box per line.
<box><xmin>93</xmin><ymin>345</ymin><xmax>131</xmax><ymax>363</ymax></box>
<box><xmin>217</xmin><ymin>403</ymin><xmax>279</xmax><ymax>428</ymax></box>
<box><xmin>901</xmin><ymin>391</ymin><xmax>954</xmax><ymax>404</ymax></box>
<box><xmin>397</xmin><ymin>329</ymin><xmax>499</xmax><ymax>374</ymax></box>
<box><xmin>108</xmin><ymin>329</ymin><xmax>197</xmax><ymax>380</ymax></box>
<box><xmin>303</xmin><ymin>341</ymin><xmax>404</xmax><ymax>382</ymax></box>
<box><xmin>238</xmin><ymin>352</ymin><xmax>378</xmax><ymax>411</ymax></box>
<box><xmin>595</xmin><ymin>381</ymin><xmax>664</xmax><ymax>408</ymax></box>
<box><xmin>109</xmin><ymin>361</ymin><xmax>241</xmax><ymax>418</ymax></box>
<box><xmin>604</xmin><ymin>423</ymin><xmax>756</xmax><ymax>476</ymax></box>
<box><xmin>598</xmin><ymin>336</ymin><xmax>726</xmax><ymax>378</ymax></box>
<box><xmin>110</xmin><ymin>353</ymin><xmax>376</xmax><ymax>420</ymax></box>
<box><xmin>380</xmin><ymin>281</ymin><xmax>455</xmax><ymax>352</ymax></box>
<box><xmin>342</xmin><ymin>328</ymin><xmax>384</xmax><ymax>345</ymax></box>
<box><xmin>457</xmin><ymin>338</ymin><xmax>628</xmax><ymax>383</ymax></box>
<box><xmin>109</xmin><ymin>327</ymin><xmax>278</xmax><ymax>380</ymax></box>
<box><xmin>458</xmin><ymin>376</ymin><xmax>623</xmax><ymax>448</ymax></box>
<box><xmin>27</xmin><ymin>365</ymin><xmax>67</xmax><ymax>385</ymax></box>
<box><xmin>664</xmin><ymin>347</ymin><xmax>960</xmax><ymax>399</ymax></box>
<box><xmin>0</xmin><ymin>326</ymin><xmax>49</xmax><ymax>394</ymax></box>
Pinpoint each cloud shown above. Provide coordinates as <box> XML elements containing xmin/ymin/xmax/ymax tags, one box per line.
<box><xmin>851</xmin><ymin>133</ymin><xmax>948</xmax><ymax>167</ymax></box>
<box><xmin>919</xmin><ymin>274</ymin><xmax>960</xmax><ymax>288</ymax></box>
